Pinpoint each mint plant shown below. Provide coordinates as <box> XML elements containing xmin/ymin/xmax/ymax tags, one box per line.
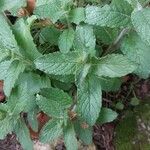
<box><xmin>0</xmin><ymin>0</ymin><xmax>150</xmax><ymax>149</ymax></box>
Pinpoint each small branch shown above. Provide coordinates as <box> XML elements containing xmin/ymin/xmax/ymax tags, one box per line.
<box><xmin>103</xmin><ymin>28</ymin><xmax>130</xmax><ymax>56</ymax></box>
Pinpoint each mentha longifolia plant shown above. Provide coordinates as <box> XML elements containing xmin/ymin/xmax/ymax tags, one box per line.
<box><xmin>0</xmin><ymin>0</ymin><xmax>150</xmax><ymax>149</ymax></box>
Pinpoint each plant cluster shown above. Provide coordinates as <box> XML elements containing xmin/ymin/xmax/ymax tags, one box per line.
<box><xmin>0</xmin><ymin>0</ymin><xmax>150</xmax><ymax>149</ymax></box>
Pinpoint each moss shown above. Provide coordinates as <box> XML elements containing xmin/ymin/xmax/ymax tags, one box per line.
<box><xmin>114</xmin><ymin>103</ymin><xmax>150</xmax><ymax>150</ymax></box>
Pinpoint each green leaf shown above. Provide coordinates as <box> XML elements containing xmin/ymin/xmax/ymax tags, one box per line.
<box><xmin>0</xmin><ymin>109</ymin><xmax>7</xmax><ymax>121</ymax></box>
<box><xmin>0</xmin><ymin>116</ymin><xmax>15</xmax><ymax>139</ymax></box>
<box><xmin>15</xmin><ymin>72</ymin><xmax>51</xmax><ymax>112</ymax></box>
<box><xmin>85</xmin><ymin>1</ymin><xmax>132</xmax><ymax>28</ymax></box>
<box><xmin>0</xmin><ymin>0</ymin><xmax>26</xmax><ymax>14</ymax></box>
<box><xmin>130</xmin><ymin>97</ymin><xmax>140</xmax><ymax>106</ymax></box>
<box><xmin>36</xmin><ymin>95</ymin><xmax>63</xmax><ymax>118</ymax></box>
<box><xmin>99</xmin><ymin>77</ymin><xmax>122</xmax><ymax>92</ymax></box>
<box><xmin>64</xmin><ymin>123</ymin><xmax>78</xmax><ymax>150</ymax></box>
<box><xmin>0</xmin><ymin>60</ymin><xmax>12</xmax><ymax>80</ymax></box>
<box><xmin>14</xmin><ymin>82</ymin><xmax>36</xmax><ymax>112</ymax></box>
<box><xmin>27</xmin><ymin>109</ymin><xmax>39</xmax><ymax>132</ymax></box>
<box><xmin>0</xmin><ymin>103</ymin><xmax>17</xmax><ymax>139</ymax></box>
<box><xmin>37</xmin><ymin>88</ymin><xmax>72</xmax><ymax>117</ymax></box>
<box><xmin>58</xmin><ymin>28</ymin><xmax>75</xmax><ymax>53</ymax></box>
<box><xmin>15</xmin><ymin>119</ymin><xmax>33</xmax><ymax>150</ymax></box>
<box><xmin>77</xmin><ymin>75</ymin><xmax>102</xmax><ymax>126</ymax></box>
<box><xmin>69</xmin><ymin>7</ymin><xmax>85</xmax><ymax>24</ymax></box>
<box><xmin>50</xmin><ymin>74</ymin><xmax>74</xmax><ymax>83</ymax></box>
<box><xmin>0</xmin><ymin>14</ymin><xmax>20</xmax><ymax>54</ymax></box>
<box><xmin>40</xmin><ymin>26</ymin><xmax>62</xmax><ymax>45</ymax></box>
<box><xmin>125</xmin><ymin>0</ymin><xmax>149</xmax><ymax>7</ymax></box>
<box><xmin>121</xmin><ymin>33</ymin><xmax>150</xmax><ymax>78</ymax></box>
<box><xmin>111</xmin><ymin>0</ymin><xmax>133</xmax><ymax>15</ymax></box>
<box><xmin>74</xmin><ymin>25</ymin><xmax>96</xmax><ymax>55</ymax></box>
<box><xmin>93</xmin><ymin>54</ymin><xmax>136</xmax><ymax>78</ymax></box>
<box><xmin>40</xmin><ymin>88</ymin><xmax>72</xmax><ymax>109</ymax></box>
<box><xmin>34</xmin><ymin>52</ymin><xmax>82</xmax><ymax>75</ymax></box>
<box><xmin>17</xmin><ymin>72</ymin><xmax>51</xmax><ymax>94</ymax></box>
<box><xmin>39</xmin><ymin>119</ymin><xmax>63</xmax><ymax>143</ymax></box>
<box><xmin>3</xmin><ymin>60</ymin><xmax>25</xmax><ymax>97</ymax></box>
<box><xmin>34</xmin><ymin>0</ymin><xmax>72</xmax><ymax>23</ymax></box>
<box><xmin>74</xmin><ymin>120</ymin><xmax>92</xmax><ymax>145</ymax></box>
<box><xmin>12</xmin><ymin>19</ymin><xmax>41</xmax><ymax>60</ymax></box>
<box><xmin>77</xmin><ymin>64</ymin><xmax>91</xmax><ymax>84</ymax></box>
<box><xmin>97</xmin><ymin>108</ymin><xmax>118</xmax><ymax>124</ymax></box>
<box><xmin>131</xmin><ymin>8</ymin><xmax>150</xmax><ymax>45</ymax></box>
<box><xmin>94</xmin><ymin>27</ymin><xmax>119</xmax><ymax>45</ymax></box>
<box><xmin>115</xmin><ymin>102</ymin><xmax>124</xmax><ymax>110</ymax></box>
<box><xmin>0</xmin><ymin>49</ymin><xmax>10</xmax><ymax>62</ymax></box>
<box><xmin>6</xmin><ymin>89</ymin><xmax>29</xmax><ymax>115</ymax></box>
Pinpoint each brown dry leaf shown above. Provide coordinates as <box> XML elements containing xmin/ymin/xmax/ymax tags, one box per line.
<box><xmin>18</xmin><ymin>0</ymin><xmax>36</xmax><ymax>16</ymax></box>
<box><xmin>0</xmin><ymin>81</ymin><xmax>5</xmax><ymax>102</ymax></box>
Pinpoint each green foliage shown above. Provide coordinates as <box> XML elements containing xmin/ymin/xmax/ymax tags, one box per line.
<box><xmin>132</xmin><ymin>8</ymin><xmax>150</xmax><ymax>45</ymax></box>
<box><xmin>34</xmin><ymin>51</ymin><xmax>82</xmax><ymax>75</ymax></box>
<box><xmin>74</xmin><ymin>24</ymin><xmax>96</xmax><ymax>55</ymax></box>
<box><xmin>0</xmin><ymin>0</ymin><xmax>149</xmax><ymax>149</ymax></box>
<box><xmin>58</xmin><ymin>28</ymin><xmax>75</xmax><ymax>53</ymax></box>
<box><xmin>121</xmin><ymin>33</ymin><xmax>150</xmax><ymax>78</ymax></box>
<box><xmin>97</xmin><ymin>108</ymin><xmax>118</xmax><ymax>124</ymax></box>
<box><xmin>69</xmin><ymin>7</ymin><xmax>85</xmax><ymax>24</ymax></box>
<box><xmin>34</xmin><ymin>0</ymin><xmax>72</xmax><ymax>23</ymax></box>
<box><xmin>74</xmin><ymin>120</ymin><xmax>93</xmax><ymax>145</ymax></box>
<box><xmin>85</xmin><ymin>0</ymin><xmax>132</xmax><ymax>27</ymax></box>
<box><xmin>0</xmin><ymin>0</ymin><xmax>26</xmax><ymax>15</ymax></box>
<box><xmin>93</xmin><ymin>54</ymin><xmax>136</xmax><ymax>78</ymax></box>
<box><xmin>115</xmin><ymin>103</ymin><xmax>150</xmax><ymax>150</ymax></box>
<box><xmin>39</xmin><ymin>119</ymin><xmax>63</xmax><ymax>143</ymax></box>
<box><xmin>77</xmin><ymin>75</ymin><xmax>102</xmax><ymax>126</ymax></box>
<box><xmin>64</xmin><ymin>122</ymin><xmax>78</xmax><ymax>150</ymax></box>
<box><xmin>15</xmin><ymin>119</ymin><xmax>33</xmax><ymax>150</ymax></box>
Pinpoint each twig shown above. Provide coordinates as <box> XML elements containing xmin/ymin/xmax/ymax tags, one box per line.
<box><xmin>103</xmin><ymin>28</ymin><xmax>130</xmax><ymax>56</ymax></box>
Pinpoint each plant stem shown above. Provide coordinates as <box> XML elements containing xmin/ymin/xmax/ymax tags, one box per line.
<box><xmin>103</xmin><ymin>28</ymin><xmax>130</xmax><ymax>56</ymax></box>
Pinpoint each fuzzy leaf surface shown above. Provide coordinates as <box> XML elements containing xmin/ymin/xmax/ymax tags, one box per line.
<box><xmin>93</xmin><ymin>54</ymin><xmax>136</xmax><ymax>78</ymax></box>
<box><xmin>15</xmin><ymin>119</ymin><xmax>33</xmax><ymax>150</ymax></box>
<box><xmin>131</xmin><ymin>8</ymin><xmax>150</xmax><ymax>45</ymax></box>
<box><xmin>58</xmin><ymin>28</ymin><xmax>75</xmax><ymax>53</ymax></box>
<box><xmin>35</xmin><ymin>52</ymin><xmax>82</xmax><ymax>75</ymax></box>
<box><xmin>0</xmin><ymin>0</ymin><xmax>26</xmax><ymax>14</ymax></box>
<box><xmin>4</xmin><ymin>60</ymin><xmax>25</xmax><ymax>97</ymax></box>
<box><xmin>75</xmin><ymin>120</ymin><xmax>92</xmax><ymax>145</ymax></box>
<box><xmin>121</xmin><ymin>33</ymin><xmax>150</xmax><ymax>78</ymax></box>
<box><xmin>0</xmin><ymin>14</ymin><xmax>20</xmax><ymax>54</ymax></box>
<box><xmin>12</xmin><ymin>19</ymin><xmax>41</xmax><ymax>60</ymax></box>
<box><xmin>69</xmin><ymin>7</ymin><xmax>85</xmax><ymax>24</ymax></box>
<box><xmin>77</xmin><ymin>76</ymin><xmax>102</xmax><ymax>126</ymax></box>
<box><xmin>85</xmin><ymin>1</ymin><xmax>132</xmax><ymax>28</ymax></box>
<box><xmin>97</xmin><ymin>108</ymin><xmax>118</xmax><ymax>124</ymax></box>
<box><xmin>37</xmin><ymin>88</ymin><xmax>72</xmax><ymax>117</ymax></box>
<box><xmin>34</xmin><ymin>0</ymin><xmax>72</xmax><ymax>23</ymax></box>
<box><xmin>39</xmin><ymin>119</ymin><xmax>63</xmax><ymax>143</ymax></box>
<box><xmin>74</xmin><ymin>25</ymin><xmax>96</xmax><ymax>55</ymax></box>
<box><xmin>64</xmin><ymin>123</ymin><xmax>78</xmax><ymax>150</ymax></box>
